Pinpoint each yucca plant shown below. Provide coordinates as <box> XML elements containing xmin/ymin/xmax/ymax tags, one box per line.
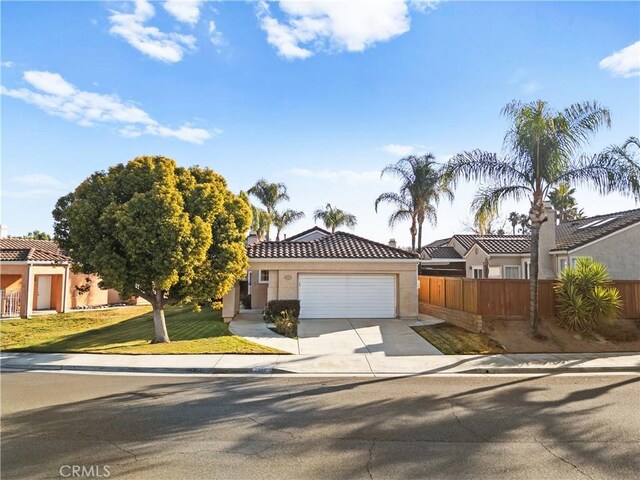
<box><xmin>554</xmin><ymin>258</ymin><xmax>622</xmax><ymax>332</ymax></box>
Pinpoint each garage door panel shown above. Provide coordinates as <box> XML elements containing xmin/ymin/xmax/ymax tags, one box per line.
<box><xmin>299</xmin><ymin>274</ymin><xmax>396</xmax><ymax>319</ymax></box>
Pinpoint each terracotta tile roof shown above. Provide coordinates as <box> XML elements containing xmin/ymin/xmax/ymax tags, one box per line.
<box><xmin>0</xmin><ymin>239</ymin><xmax>70</xmax><ymax>263</ymax></box>
<box><xmin>473</xmin><ymin>236</ymin><xmax>531</xmax><ymax>255</ymax></box>
<box><xmin>247</xmin><ymin>231</ymin><xmax>419</xmax><ymax>260</ymax></box>
<box><xmin>422</xmin><ymin>246</ymin><xmax>463</xmax><ymax>259</ymax></box>
<box><xmin>552</xmin><ymin>208</ymin><xmax>640</xmax><ymax>252</ymax></box>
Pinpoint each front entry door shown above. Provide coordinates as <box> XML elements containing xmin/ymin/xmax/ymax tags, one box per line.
<box><xmin>36</xmin><ymin>275</ymin><xmax>52</xmax><ymax>310</ymax></box>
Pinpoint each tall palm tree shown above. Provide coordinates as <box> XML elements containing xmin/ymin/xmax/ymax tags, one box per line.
<box><xmin>378</xmin><ymin>155</ymin><xmax>454</xmax><ymax>253</ymax></box>
<box><xmin>518</xmin><ymin>214</ymin><xmax>530</xmax><ymax>234</ymax></box>
<box><xmin>549</xmin><ymin>183</ymin><xmax>580</xmax><ymax>223</ymax></box>
<box><xmin>444</xmin><ymin>99</ymin><xmax>622</xmax><ymax>335</ymax></box>
<box><xmin>247</xmin><ymin>179</ymin><xmax>290</xmax><ymax>240</ymax></box>
<box><xmin>272</xmin><ymin>209</ymin><xmax>305</xmax><ymax>241</ymax></box>
<box><xmin>313</xmin><ymin>204</ymin><xmax>357</xmax><ymax>233</ymax></box>
<box><xmin>374</xmin><ymin>192</ymin><xmax>417</xmax><ymax>251</ymax></box>
<box><xmin>508</xmin><ymin>211</ymin><xmax>519</xmax><ymax>235</ymax></box>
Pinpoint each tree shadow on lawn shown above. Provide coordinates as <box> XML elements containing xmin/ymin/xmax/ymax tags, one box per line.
<box><xmin>9</xmin><ymin>306</ymin><xmax>229</xmax><ymax>353</ymax></box>
<box><xmin>1</xmin><ymin>373</ymin><xmax>638</xmax><ymax>479</ymax></box>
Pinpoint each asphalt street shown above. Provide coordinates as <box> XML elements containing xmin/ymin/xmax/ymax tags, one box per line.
<box><xmin>1</xmin><ymin>371</ymin><xmax>639</xmax><ymax>479</ymax></box>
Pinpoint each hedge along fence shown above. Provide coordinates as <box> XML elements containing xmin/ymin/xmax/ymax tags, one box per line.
<box><xmin>418</xmin><ymin>276</ymin><xmax>640</xmax><ymax>325</ymax></box>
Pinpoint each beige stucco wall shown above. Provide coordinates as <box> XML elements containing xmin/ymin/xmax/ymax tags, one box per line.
<box><xmin>1</xmin><ymin>263</ymin><xmax>69</xmax><ymax>317</ymax></box>
<box><xmin>567</xmin><ymin>224</ymin><xmax>640</xmax><ymax>280</ymax></box>
<box><xmin>247</xmin><ymin>260</ymin><xmax>419</xmax><ymax>318</ymax></box>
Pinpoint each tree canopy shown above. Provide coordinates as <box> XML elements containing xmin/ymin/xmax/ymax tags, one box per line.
<box><xmin>53</xmin><ymin>156</ymin><xmax>251</xmax><ymax>343</ymax></box>
<box><xmin>313</xmin><ymin>203</ymin><xmax>357</xmax><ymax>233</ymax></box>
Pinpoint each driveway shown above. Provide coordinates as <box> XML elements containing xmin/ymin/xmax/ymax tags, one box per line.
<box><xmin>298</xmin><ymin>318</ymin><xmax>442</xmax><ymax>355</ymax></box>
<box><xmin>229</xmin><ymin>311</ymin><xmax>442</xmax><ymax>356</ymax></box>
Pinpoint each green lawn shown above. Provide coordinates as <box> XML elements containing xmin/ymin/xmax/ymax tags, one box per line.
<box><xmin>0</xmin><ymin>306</ymin><xmax>282</xmax><ymax>354</ymax></box>
<box><xmin>413</xmin><ymin>323</ymin><xmax>505</xmax><ymax>355</ymax></box>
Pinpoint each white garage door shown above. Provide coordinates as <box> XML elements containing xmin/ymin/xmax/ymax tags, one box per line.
<box><xmin>298</xmin><ymin>274</ymin><xmax>396</xmax><ymax>319</ymax></box>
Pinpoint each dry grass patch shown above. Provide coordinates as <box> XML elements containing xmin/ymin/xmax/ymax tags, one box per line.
<box><xmin>413</xmin><ymin>323</ymin><xmax>505</xmax><ymax>355</ymax></box>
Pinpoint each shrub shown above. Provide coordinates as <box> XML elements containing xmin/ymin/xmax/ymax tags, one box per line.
<box><xmin>273</xmin><ymin>310</ymin><xmax>298</xmax><ymax>338</ymax></box>
<box><xmin>240</xmin><ymin>295</ymin><xmax>251</xmax><ymax>309</ymax></box>
<box><xmin>264</xmin><ymin>300</ymin><xmax>300</xmax><ymax>323</ymax></box>
<box><xmin>554</xmin><ymin>258</ymin><xmax>622</xmax><ymax>333</ymax></box>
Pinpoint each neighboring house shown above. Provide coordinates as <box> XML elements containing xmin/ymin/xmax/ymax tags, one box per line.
<box><xmin>0</xmin><ymin>238</ymin><xmax>141</xmax><ymax>318</ymax></box>
<box><xmin>421</xmin><ymin>205</ymin><xmax>640</xmax><ymax>280</ymax></box>
<box><xmin>222</xmin><ymin>227</ymin><xmax>420</xmax><ymax>322</ymax></box>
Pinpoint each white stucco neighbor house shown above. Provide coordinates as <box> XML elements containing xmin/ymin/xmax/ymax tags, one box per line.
<box><xmin>222</xmin><ymin>227</ymin><xmax>420</xmax><ymax>322</ymax></box>
<box><xmin>421</xmin><ymin>205</ymin><xmax>640</xmax><ymax>281</ymax></box>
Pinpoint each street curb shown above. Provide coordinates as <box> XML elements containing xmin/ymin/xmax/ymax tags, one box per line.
<box><xmin>2</xmin><ymin>363</ymin><xmax>638</xmax><ymax>375</ymax></box>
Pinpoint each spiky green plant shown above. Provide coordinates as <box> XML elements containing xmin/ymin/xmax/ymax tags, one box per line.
<box><xmin>554</xmin><ymin>258</ymin><xmax>622</xmax><ymax>332</ymax></box>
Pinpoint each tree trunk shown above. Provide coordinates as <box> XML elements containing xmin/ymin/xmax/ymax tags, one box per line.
<box><xmin>417</xmin><ymin>222</ymin><xmax>423</xmax><ymax>254</ymax></box>
<box><xmin>151</xmin><ymin>291</ymin><xmax>170</xmax><ymax>343</ymax></box>
<box><xmin>275</xmin><ymin>229</ymin><xmax>281</xmax><ymax>241</ymax></box>
<box><xmin>529</xmin><ymin>221</ymin><xmax>541</xmax><ymax>336</ymax></box>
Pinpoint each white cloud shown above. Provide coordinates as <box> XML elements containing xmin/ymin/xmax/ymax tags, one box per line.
<box><xmin>164</xmin><ymin>0</ymin><xmax>204</xmax><ymax>26</ymax></box>
<box><xmin>1</xmin><ymin>61</ymin><xmax>13</xmax><ymax>68</ymax></box>
<box><xmin>3</xmin><ymin>174</ymin><xmax>67</xmax><ymax>199</ymax></box>
<box><xmin>108</xmin><ymin>0</ymin><xmax>196</xmax><ymax>63</ymax></box>
<box><xmin>257</xmin><ymin>0</ymin><xmax>411</xmax><ymax>60</ymax></box>
<box><xmin>382</xmin><ymin>144</ymin><xmax>416</xmax><ymax>157</ymax></box>
<box><xmin>209</xmin><ymin>20</ymin><xmax>224</xmax><ymax>46</ymax></box>
<box><xmin>599</xmin><ymin>41</ymin><xmax>640</xmax><ymax>78</ymax></box>
<box><xmin>408</xmin><ymin>0</ymin><xmax>441</xmax><ymax>13</ymax></box>
<box><xmin>287</xmin><ymin>168</ymin><xmax>399</xmax><ymax>185</ymax></box>
<box><xmin>1</xmin><ymin>70</ymin><xmax>214</xmax><ymax>144</ymax></box>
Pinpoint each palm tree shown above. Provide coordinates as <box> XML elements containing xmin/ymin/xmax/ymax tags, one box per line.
<box><xmin>508</xmin><ymin>211</ymin><xmax>519</xmax><ymax>235</ymax></box>
<box><xmin>272</xmin><ymin>209</ymin><xmax>305</xmax><ymax>241</ymax></box>
<box><xmin>378</xmin><ymin>155</ymin><xmax>454</xmax><ymax>252</ymax></box>
<box><xmin>604</xmin><ymin>136</ymin><xmax>640</xmax><ymax>202</ymax></box>
<box><xmin>518</xmin><ymin>214</ymin><xmax>530</xmax><ymax>234</ymax></box>
<box><xmin>444</xmin><ymin>99</ymin><xmax>622</xmax><ymax>335</ymax></box>
<box><xmin>248</xmin><ymin>179</ymin><xmax>289</xmax><ymax>240</ymax></box>
<box><xmin>313</xmin><ymin>204</ymin><xmax>357</xmax><ymax>233</ymax></box>
<box><xmin>549</xmin><ymin>183</ymin><xmax>581</xmax><ymax>223</ymax></box>
<box><xmin>374</xmin><ymin>192</ymin><xmax>417</xmax><ymax>251</ymax></box>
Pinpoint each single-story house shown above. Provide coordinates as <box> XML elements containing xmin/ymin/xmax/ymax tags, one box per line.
<box><xmin>421</xmin><ymin>204</ymin><xmax>640</xmax><ymax>280</ymax></box>
<box><xmin>222</xmin><ymin>227</ymin><xmax>420</xmax><ymax>322</ymax></box>
<box><xmin>0</xmin><ymin>238</ymin><xmax>143</xmax><ymax>318</ymax></box>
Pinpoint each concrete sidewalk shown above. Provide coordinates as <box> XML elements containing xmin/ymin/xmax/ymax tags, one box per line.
<box><xmin>2</xmin><ymin>351</ymin><xmax>638</xmax><ymax>376</ymax></box>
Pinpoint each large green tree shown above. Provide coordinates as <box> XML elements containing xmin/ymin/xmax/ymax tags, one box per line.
<box><xmin>377</xmin><ymin>154</ymin><xmax>453</xmax><ymax>252</ymax></box>
<box><xmin>444</xmin><ymin>100</ymin><xmax>623</xmax><ymax>336</ymax></box>
<box><xmin>26</xmin><ymin>230</ymin><xmax>51</xmax><ymax>240</ymax></box>
<box><xmin>247</xmin><ymin>179</ymin><xmax>289</xmax><ymax>240</ymax></box>
<box><xmin>53</xmin><ymin>156</ymin><xmax>251</xmax><ymax>343</ymax></box>
<box><xmin>313</xmin><ymin>203</ymin><xmax>357</xmax><ymax>233</ymax></box>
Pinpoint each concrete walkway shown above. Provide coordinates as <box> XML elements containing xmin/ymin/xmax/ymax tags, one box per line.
<box><xmin>228</xmin><ymin>310</ymin><xmax>444</xmax><ymax>356</ymax></box>
<box><xmin>2</xmin><ymin>351</ymin><xmax>638</xmax><ymax>376</ymax></box>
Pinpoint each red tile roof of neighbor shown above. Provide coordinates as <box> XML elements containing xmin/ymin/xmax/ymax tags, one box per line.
<box><xmin>0</xmin><ymin>239</ymin><xmax>71</xmax><ymax>263</ymax></box>
<box><xmin>247</xmin><ymin>231</ymin><xmax>419</xmax><ymax>260</ymax></box>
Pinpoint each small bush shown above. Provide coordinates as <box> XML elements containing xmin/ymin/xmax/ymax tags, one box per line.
<box><xmin>554</xmin><ymin>258</ymin><xmax>622</xmax><ymax>332</ymax></box>
<box><xmin>240</xmin><ymin>295</ymin><xmax>251</xmax><ymax>309</ymax></box>
<box><xmin>273</xmin><ymin>310</ymin><xmax>298</xmax><ymax>338</ymax></box>
<box><xmin>264</xmin><ymin>300</ymin><xmax>300</xmax><ymax>323</ymax></box>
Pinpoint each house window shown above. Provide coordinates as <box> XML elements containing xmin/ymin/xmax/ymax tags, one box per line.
<box><xmin>522</xmin><ymin>260</ymin><xmax>530</xmax><ymax>279</ymax></box>
<box><xmin>259</xmin><ymin>270</ymin><xmax>270</xmax><ymax>284</ymax></box>
<box><xmin>558</xmin><ymin>258</ymin><xmax>568</xmax><ymax>272</ymax></box>
<box><xmin>472</xmin><ymin>267</ymin><xmax>484</xmax><ymax>279</ymax></box>
<box><xmin>570</xmin><ymin>256</ymin><xmax>591</xmax><ymax>268</ymax></box>
<box><xmin>504</xmin><ymin>266</ymin><xmax>520</xmax><ymax>279</ymax></box>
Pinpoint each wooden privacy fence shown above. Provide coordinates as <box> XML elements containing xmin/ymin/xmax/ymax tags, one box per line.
<box><xmin>418</xmin><ymin>276</ymin><xmax>640</xmax><ymax>321</ymax></box>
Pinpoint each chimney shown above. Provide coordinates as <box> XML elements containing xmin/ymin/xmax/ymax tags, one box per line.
<box><xmin>537</xmin><ymin>202</ymin><xmax>556</xmax><ymax>279</ymax></box>
<box><xmin>0</xmin><ymin>225</ymin><xmax>8</xmax><ymax>239</ymax></box>
<box><xmin>246</xmin><ymin>231</ymin><xmax>259</xmax><ymax>245</ymax></box>
<box><xmin>388</xmin><ymin>238</ymin><xmax>397</xmax><ymax>248</ymax></box>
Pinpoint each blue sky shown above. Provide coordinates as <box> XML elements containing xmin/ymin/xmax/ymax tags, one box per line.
<box><xmin>2</xmin><ymin>1</ymin><xmax>639</xmax><ymax>246</ymax></box>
